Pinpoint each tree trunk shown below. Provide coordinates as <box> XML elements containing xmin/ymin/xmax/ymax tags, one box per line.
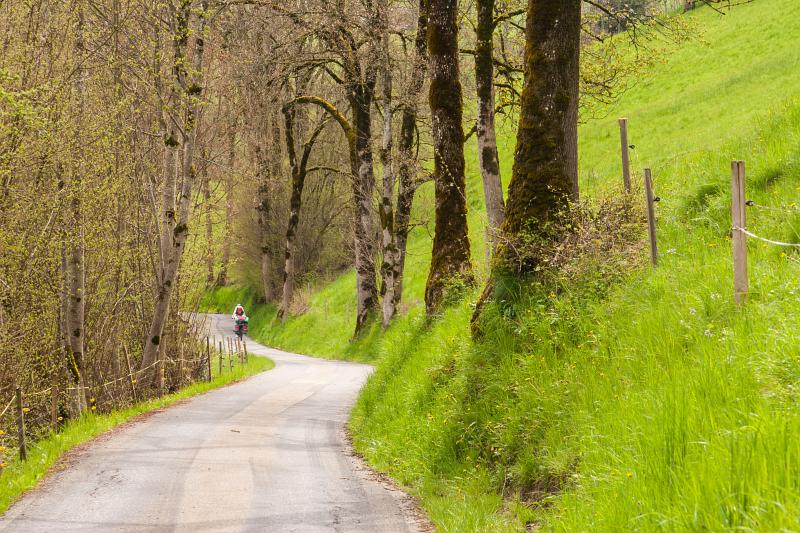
<box><xmin>288</xmin><ymin>93</ymin><xmax>377</xmax><ymax>336</ymax></box>
<box><xmin>472</xmin><ymin>0</ymin><xmax>581</xmax><ymax>334</ymax></box>
<box><xmin>278</xmin><ymin>107</ymin><xmax>328</xmax><ymax>320</ymax></box>
<box><xmin>502</xmin><ymin>0</ymin><xmax>580</xmax><ymax>240</ymax></box>
<box><xmin>349</xmin><ymin>86</ymin><xmax>379</xmax><ymax>335</ymax></box>
<box><xmin>393</xmin><ymin>0</ymin><xmax>428</xmax><ymax>308</ymax></box>
<box><xmin>277</xmin><ymin>106</ymin><xmax>301</xmax><ymax>321</ymax></box>
<box><xmin>141</xmin><ymin>0</ymin><xmax>208</xmax><ymax>376</ymax></box>
<box><xmin>255</xmin><ymin>154</ymin><xmax>273</xmax><ymax>301</ymax></box>
<box><xmin>254</xmin><ymin>110</ymin><xmax>276</xmax><ymax>303</ymax></box>
<box><xmin>424</xmin><ymin>0</ymin><xmax>474</xmax><ymax>315</ymax></box>
<box><xmin>202</xmin><ymin>153</ymin><xmax>215</xmax><ymax>286</ymax></box>
<box><xmin>475</xmin><ymin>0</ymin><xmax>505</xmax><ymax>251</ymax></box>
<box><xmin>65</xmin><ymin>1</ymin><xmax>88</xmax><ymax>414</ymax></box>
<box><xmin>379</xmin><ymin>26</ymin><xmax>397</xmax><ymax>328</ymax></box>
<box><xmin>216</xmin><ymin>120</ymin><xmax>236</xmax><ymax>287</ymax></box>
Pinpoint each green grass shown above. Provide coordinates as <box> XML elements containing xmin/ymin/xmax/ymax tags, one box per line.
<box><xmin>0</xmin><ymin>355</ymin><xmax>273</xmax><ymax>515</ymax></box>
<box><xmin>207</xmin><ymin>1</ymin><xmax>800</xmax><ymax>530</ymax></box>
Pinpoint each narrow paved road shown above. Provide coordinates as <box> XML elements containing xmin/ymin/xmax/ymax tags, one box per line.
<box><xmin>0</xmin><ymin>314</ymin><xmax>425</xmax><ymax>532</ymax></box>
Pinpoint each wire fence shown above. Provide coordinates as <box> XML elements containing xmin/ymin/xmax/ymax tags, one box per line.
<box><xmin>0</xmin><ymin>331</ymin><xmax>249</xmax><ymax>471</ymax></box>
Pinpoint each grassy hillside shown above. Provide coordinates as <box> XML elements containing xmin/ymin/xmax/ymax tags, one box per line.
<box><xmin>205</xmin><ymin>0</ymin><xmax>800</xmax><ymax>529</ymax></box>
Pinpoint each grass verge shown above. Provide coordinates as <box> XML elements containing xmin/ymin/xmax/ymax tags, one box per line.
<box><xmin>0</xmin><ymin>355</ymin><xmax>273</xmax><ymax>515</ymax></box>
<box><xmin>200</xmin><ymin>1</ymin><xmax>800</xmax><ymax>529</ymax></box>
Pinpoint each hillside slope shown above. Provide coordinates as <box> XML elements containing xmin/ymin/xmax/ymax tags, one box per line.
<box><xmin>206</xmin><ymin>1</ymin><xmax>800</xmax><ymax>530</ymax></box>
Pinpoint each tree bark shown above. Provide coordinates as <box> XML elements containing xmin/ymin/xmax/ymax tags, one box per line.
<box><xmin>65</xmin><ymin>1</ymin><xmax>88</xmax><ymax>414</ymax></box>
<box><xmin>472</xmin><ymin>0</ymin><xmax>581</xmax><ymax>334</ymax></box>
<box><xmin>255</xmin><ymin>147</ymin><xmax>273</xmax><ymax>301</ymax></box>
<box><xmin>277</xmin><ymin>107</ymin><xmax>328</xmax><ymax>320</ymax></box>
<box><xmin>349</xmin><ymin>83</ymin><xmax>379</xmax><ymax>334</ymax></box>
<box><xmin>475</xmin><ymin>0</ymin><xmax>505</xmax><ymax>251</ymax></box>
<box><xmin>424</xmin><ymin>0</ymin><xmax>473</xmax><ymax>315</ymax></box>
<box><xmin>202</xmin><ymin>152</ymin><xmax>214</xmax><ymax>286</ymax></box>
<box><xmin>393</xmin><ymin>0</ymin><xmax>428</xmax><ymax>308</ymax></box>
<box><xmin>378</xmin><ymin>22</ymin><xmax>397</xmax><ymax>328</ymax></box>
<box><xmin>288</xmin><ymin>91</ymin><xmax>378</xmax><ymax>336</ymax></box>
<box><xmin>141</xmin><ymin>0</ymin><xmax>208</xmax><ymax>376</ymax></box>
<box><xmin>253</xmin><ymin>108</ymin><xmax>281</xmax><ymax>303</ymax></box>
<box><xmin>502</xmin><ymin>0</ymin><xmax>580</xmax><ymax>241</ymax></box>
<box><xmin>216</xmin><ymin>117</ymin><xmax>236</xmax><ymax>287</ymax></box>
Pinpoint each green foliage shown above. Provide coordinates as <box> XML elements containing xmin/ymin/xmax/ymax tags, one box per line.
<box><xmin>208</xmin><ymin>1</ymin><xmax>800</xmax><ymax>530</ymax></box>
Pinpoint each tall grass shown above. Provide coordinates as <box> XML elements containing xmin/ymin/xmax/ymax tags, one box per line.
<box><xmin>207</xmin><ymin>1</ymin><xmax>800</xmax><ymax>529</ymax></box>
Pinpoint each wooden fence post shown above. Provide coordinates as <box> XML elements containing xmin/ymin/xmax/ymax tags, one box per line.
<box><xmin>218</xmin><ymin>341</ymin><xmax>223</xmax><ymax>374</ymax></box>
<box><xmin>206</xmin><ymin>336</ymin><xmax>212</xmax><ymax>382</ymax></box>
<box><xmin>731</xmin><ymin>160</ymin><xmax>748</xmax><ymax>304</ymax></box>
<box><xmin>123</xmin><ymin>346</ymin><xmax>138</xmax><ymax>403</ymax></box>
<box><xmin>178</xmin><ymin>341</ymin><xmax>185</xmax><ymax>386</ymax></box>
<box><xmin>228</xmin><ymin>338</ymin><xmax>233</xmax><ymax>371</ymax></box>
<box><xmin>15</xmin><ymin>387</ymin><xmax>27</xmax><ymax>461</ymax></box>
<box><xmin>243</xmin><ymin>340</ymin><xmax>248</xmax><ymax>364</ymax></box>
<box><xmin>50</xmin><ymin>385</ymin><xmax>59</xmax><ymax>431</ymax></box>
<box><xmin>643</xmin><ymin>168</ymin><xmax>658</xmax><ymax>266</ymax></box>
<box><xmin>619</xmin><ymin>118</ymin><xmax>632</xmax><ymax>192</ymax></box>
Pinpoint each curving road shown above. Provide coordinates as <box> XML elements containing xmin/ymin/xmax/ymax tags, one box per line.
<box><xmin>0</xmin><ymin>314</ymin><xmax>426</xmax><ymax>532</ymax></box>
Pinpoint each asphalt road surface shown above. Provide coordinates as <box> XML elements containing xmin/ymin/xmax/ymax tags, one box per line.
<box><xmin>0</xmin><ymin>314</ymin><xmax>426</xmax><ymax>533</ymax></box>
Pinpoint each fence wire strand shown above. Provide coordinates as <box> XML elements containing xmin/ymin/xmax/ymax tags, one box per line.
<box><xmin>0</xmin><ymin>397</ymin><xmax>14</xmax><ymax>419</ymax></box>
<box><xmin>734</xmin><ymin>226</ymin><xmax>800</xmax><ymax>248</ymax></box>
<box><xmin>747</xmin><ymin>202</ymin><xmax>800</xmax><ymax>215</ymax></box>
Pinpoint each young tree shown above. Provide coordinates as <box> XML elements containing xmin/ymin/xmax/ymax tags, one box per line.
<box><xmin>64</xmin><ymin>0</ymin><xmax>89</xmax><ymax>413</ymax></box>
<box><xmin>425</xmin><ymin>0</ymin><xmax>474</xmax><ymax>315</ymax></box>
<box><xmin>277</xmin><ymin>106</ymin><xmax>328</xmax><ymax>320</ymax></box>
<box><xmin>141</xmin><ymin>0</ymin><xmax>210</xmax><ymax>377</ymax></box>
<box><xmin>392</xmin><ymin>0</ymin><xmax>429</xmax><ymax>310</ymax></box>
<box><xmin>474</xmin><ymin>0</ymin><xmax>505</xmax><ymax>251</ymax></box>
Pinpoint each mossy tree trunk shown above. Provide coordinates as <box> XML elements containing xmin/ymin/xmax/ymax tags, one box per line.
<box><xmin>349</xmin><ymin>81</ymin><xmax>380</xmax><ymax>333</ymax></box>
<box><xmin>424</xmin><ymin>0</ymin><xmax>474</xmax><ymax>315</ymax></box>
<box><xmin>475</xmin><ymin>0</ymin><xmax>505</xmax><ymax>252</ymax></box>
<box><xmin>502</xmin><ymin>0</ymin><xmax>580</xmax><ymax>241</ymax></box>
<box><xmin>473</xmin><ymin>0</ymin><xmax>581</xmax><ymax>332</ymax></box>
<box><xmin>393</xmin><ymin>0</ymin><xmax>428</xmax><ymax>309</ymax></box>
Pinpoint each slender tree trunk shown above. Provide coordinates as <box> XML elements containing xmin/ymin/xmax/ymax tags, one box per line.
<box><xmin>425</xmin><ymin>0</ymin><xmax>473</xmax><ymax>314</ymax></box>
<box><xmin>202</xmin><ymin>153</ymin><xmax>215</xmax><ymax>286</ymax></box>
<box><xmin>379</xmin><ymin>27</ymin><xmax>397</xmax><ymax>328</ymax></box>
<box><xmin>475</xmin><ymin>0</ymin><xmax>505</xmax><ymax>250</ymax></box>
<box><xmin>255</xmin><ymin>144</ymin><xmax>273</xmax><ymax>301</ymax></box>
<box><xmin>288</xmin><ymin>93</ymin><xmax>377</xmax><ymax>335</ymax></box>
<box><xmin>393</xmin><ymin>0</ymin><xmax>428</xmax><ymax>307</ymax></box>
<box><xmin>278</xmin><ymin>106</ymin><xmax>301</xmax><ymax>321</ymax></box>
<box><xmin>278</xmin><ymin>107</ymin><xmax>328</xmax><ymax>320</ymax></box>
<box><xmin>65</xmin><ymin>1</ymin><xmax>88</xmax><ymax>414</ymax></box>
<box><xmin>141</xmin><ymin>0</ymin><xmax>208</xmax><ymax>376</ymax></box>
<box><xmin>216</xmin><ymin>120</ymin><xmax>236</xmax><ymax>287</ymax></box>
